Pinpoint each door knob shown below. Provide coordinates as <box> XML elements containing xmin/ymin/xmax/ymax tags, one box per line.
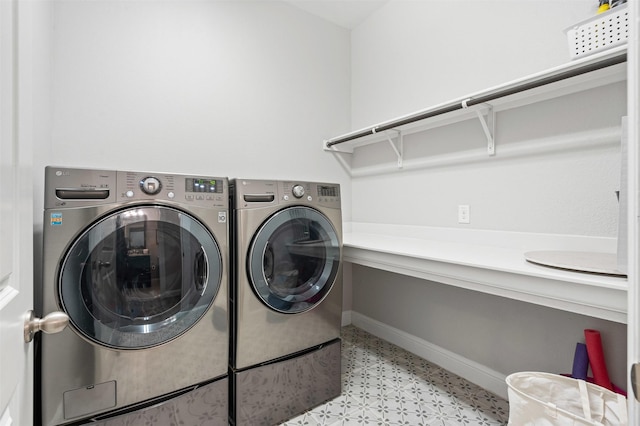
<box><xmin>632</xmin><ymin>363</ymin><xmax>640</xmax><ymax>402</ymax></box>
<box><xmin>24</xmin><ymin>310</ymin><xmax>69</xmax><ymax>343</ymax></box>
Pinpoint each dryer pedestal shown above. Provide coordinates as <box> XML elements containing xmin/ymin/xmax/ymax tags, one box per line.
<box><xmin>232</xmin><ymin>339</ymin><xmax>341</xmax><ymax>426</ymax></box>
<box><xmin>79</xmin><ymin>376</ymin><xmax>228</xmax><ymax>426</ymax></box>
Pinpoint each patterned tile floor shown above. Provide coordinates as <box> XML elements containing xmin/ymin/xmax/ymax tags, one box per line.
<box><xmin>282</xmin><ymin>325</ymin><xmax>509</xmax><ymax>426</ymax></box>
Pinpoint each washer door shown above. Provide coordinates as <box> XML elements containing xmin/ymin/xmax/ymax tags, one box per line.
<box><xmin>248</xmin><ymin>206</ymin><xmax>341</xmax><ymax>314</ymax></box>
<box><xmin>59</xmin><ymin>205</ymin><xmax>222</xmax><ymax>349</ymax></box>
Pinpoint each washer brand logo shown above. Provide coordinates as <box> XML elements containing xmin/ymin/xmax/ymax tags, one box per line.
<box><xmin>50</xmin><ymin>213</ymin><xmax>62</xmax><ymax>226</ymax></box>
<box><xmin>55</xmin><ymin>170</ymin><xmax>69</xmax><ymax>177</ymax></box>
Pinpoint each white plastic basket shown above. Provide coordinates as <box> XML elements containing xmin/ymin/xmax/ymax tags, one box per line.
<box><xmin>565</xmin><ymin>5</ymin><xmax>629</xmax><ymax>59</ymax></box>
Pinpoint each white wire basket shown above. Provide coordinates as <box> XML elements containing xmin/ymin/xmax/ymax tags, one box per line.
<box><xmin>565</xmin><ymin>5</ymin><xmax>629</xmax><ymax>59</ymax></box>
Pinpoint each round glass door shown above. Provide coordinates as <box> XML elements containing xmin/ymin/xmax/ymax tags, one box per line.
<box><xmin>248</xmin><ymin>206</ymin><xmax>341</xmax><ymax>314</ymax></box>
<box><xmin>59</xmin><ymin>205</ymin><xmax>222</xmax><ymax>349</ymax></box>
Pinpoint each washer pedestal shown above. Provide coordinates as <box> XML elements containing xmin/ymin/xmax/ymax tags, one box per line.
<box><xmin>232</xmin><ymin>339</ymin><xmax>341</xmax><ymax>426</ymax></box>
<box><xmin>79</xmin><ymin>377</ymin><xmax>228</xmax><ymax>426</ymax></box>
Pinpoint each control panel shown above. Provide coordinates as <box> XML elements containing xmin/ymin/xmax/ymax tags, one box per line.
<box><xmin>231</xmin><ymin>179</ymin><xmax>342</xmax><ymax>209</ymax></box>
<box><xmin>280</xmin><ymin>181</ymin><xmax>340</xmax><ymax>208</ymax></box>
<box><xmin>43</xmin><ymin>167</ymin><xmax>228</xmax><ymax>209</ymax></box>
<box><xmin>118</xmin><ymin>172</ymin><xmax>227</xmax><ymax>208</ymax></box>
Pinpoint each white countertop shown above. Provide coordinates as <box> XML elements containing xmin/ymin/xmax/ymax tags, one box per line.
<box><xmin>343</xmin><ymin>222</ymin><xmax>627</xmax><ymax>323</ymax></box>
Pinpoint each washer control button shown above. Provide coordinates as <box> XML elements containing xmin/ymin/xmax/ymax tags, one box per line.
<box><xmin>167</xmin><ymin>191</ymin><xmax>175</xmax><ymax>199</ymax></box>
<box><xmin>283</xmin><ymin>195</ymin><xmax>289</xmax><ymax>201</ymax></box>
<box><xmin>125</xmin><ymin>190</ymin><xmax>134</xmax><ymax>198</ymax></box>
<box><xmin>140</xmin><ymin>177</ymin><xmax>162</xmax><ymax>195</ymax></box>
<box><xmin>292</xmin><ymin>185</ymin><xmax>305</xmax><ymax>198</ymax></box>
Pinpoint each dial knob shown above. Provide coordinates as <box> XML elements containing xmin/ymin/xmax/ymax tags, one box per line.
<box><xmin>292</xmin><ymin>185</ymin><xmax>305</xmax><ymax>198</ymax></box>
<box><xmin>140</xmin><ymin>177</ymin><xmax>162</xmax><ymax>195</ymax></box>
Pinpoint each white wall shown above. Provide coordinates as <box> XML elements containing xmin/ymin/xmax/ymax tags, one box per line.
<box><xmin>352</xmin><ymin>265</ymin><xmax>627</xmax><ymax>392</ymax></box>
<box><xmin>348</xmin><ymin>0</ymin><xmax>628</xmax><ymax>392</ymax></box>
<box><xmin>32</xmin><ymin>0</ymin><xmax>54</xmax><ymax>312</ymax></box>
<box><xmin>351</xmin><ymin>0</ymin><xmax>595</xmax><ymax>128</ymax></box>
<box><xmin>349</xmin><ymin>0</ymin><xmax>622</xmax><ymax>236</ymax></box>
<box><xmin>350</xmin><ymin>82</ymin><xmax>625</xmax><ymax>235</ymax></box>
<box><xmin>36</xmin><ymin>0</ymin><xmax>351</xmax><ymax>210</ymax></box>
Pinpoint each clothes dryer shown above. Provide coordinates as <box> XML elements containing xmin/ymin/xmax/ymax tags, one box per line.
<box><xmin>38</xmin><ymin>167</ymin><xmax>229</xmax><ymax>426</ymax></box>
<box><xmin>230</xmin><ymin>179</ymin><xmax>343</xmax><ymax>425</ymax></box>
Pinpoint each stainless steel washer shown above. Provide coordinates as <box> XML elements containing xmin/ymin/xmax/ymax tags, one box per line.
<box><xmin>38</xmin><ymin>167</ymin><xmax>229</xmax><ymax>425</ymax></box>
<box><xmin>230</xmin><ymin>179</ymin><xmax>343</xmax><ymax>426</ymax></box>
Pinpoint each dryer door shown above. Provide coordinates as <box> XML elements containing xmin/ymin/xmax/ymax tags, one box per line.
<box><xmin>58</xmin><ymin>205</ymin><xmax>222</xmax><ymax>349</ymax></box>
<box><xmin>248</xmin><ymin>206</ymin><xmax>341</xmax><ymax>313</ymax></box>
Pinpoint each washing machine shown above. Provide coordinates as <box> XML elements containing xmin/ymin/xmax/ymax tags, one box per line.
<box><xmin>38</xmin><ymin>166</ymin><xmax>229</xmax><ymax>426</ymax></box>
<box><xmin>230</xmin><ymin>179</ymin><xmax>343</xmax><ymax>426</ymax></box>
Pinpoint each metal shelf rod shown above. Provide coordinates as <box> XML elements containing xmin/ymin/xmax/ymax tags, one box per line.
<box><xmin>325</xmin><ymin>52</ymin><xmax>626</xmax><ymax>148</ymax></box>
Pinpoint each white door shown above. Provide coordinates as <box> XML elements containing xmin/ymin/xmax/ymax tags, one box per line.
<box><xmin>629</xmin><ymin>1</ymin><xmax>640</xmax><ymax>424</ymax></box>
<box><xmin>1</xmin><ymin>0</ymin><xmax>35</xmax><ymax>424</ymax></box>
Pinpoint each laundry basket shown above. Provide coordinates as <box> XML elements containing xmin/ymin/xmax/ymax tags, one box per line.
<box><xmin>506</xmin><ymin>372</ymin><xmax>627</xmax><ymax>425</ymax></box>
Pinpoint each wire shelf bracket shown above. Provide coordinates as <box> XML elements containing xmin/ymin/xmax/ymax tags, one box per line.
<box><xmin>385</xmin><ymin>129</ymin><xmax>404</xmax><ymax>168</ymax></box>
<box><xmin>324</xmin><ymin>146</ymin><xmax>352</xmax><ymax>177</ymax></box>
<box><xmin>322</xmin><ymin>140</ymin><xmax>354</xmax><ymax>155</ymax></box>
<box><xmin>462</xmin><ymin>99</ymin><xmax>495</xmax><ymax>156</ymax></box>
<box><xmin>323</xmin><ymin>128</ymin><xmax>404</xmax><ymax>171</ymax></box>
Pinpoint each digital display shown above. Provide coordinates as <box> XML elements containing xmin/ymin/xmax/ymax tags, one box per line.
<box><xmin>186</xmin><ymin>178</ymin><xmax>220</xmax><ymax>193</ymax></box>
<box><xmin>318</xmin><ymin>185</ymin><xmax>338</xmax><ymax>197</ymax></box>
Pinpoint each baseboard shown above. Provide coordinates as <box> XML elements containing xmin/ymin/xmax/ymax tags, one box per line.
<box><xmin>350</xmin><ymin>312</ymin><xmax>508</xmax><ymax>399</ymax></box>
<box><xmin>341</xmin><ymin>310</ymin><xmax>352</xmax><ymax>327</ymax></box>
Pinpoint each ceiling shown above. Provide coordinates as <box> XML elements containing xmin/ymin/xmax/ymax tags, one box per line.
<box><xmin>284</xmin><ymin>0</ymin><xmax>388</xmax><ymax>29</ymax></box>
